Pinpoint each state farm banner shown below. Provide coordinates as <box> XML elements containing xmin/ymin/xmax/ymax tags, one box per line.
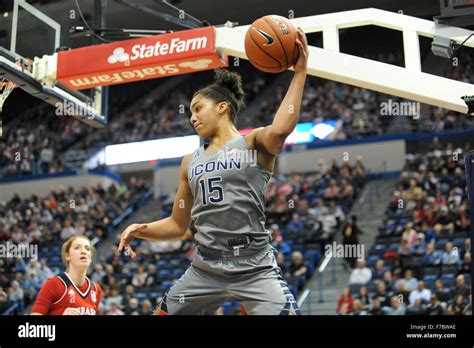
<box><xmin>57</xmin><ymin>26</ymin><xmax>228</xmax><ymax>90</ymax></box>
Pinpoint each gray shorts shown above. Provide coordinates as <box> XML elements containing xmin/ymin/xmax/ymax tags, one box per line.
<box><xmin>156</xmin><ymin>245</ymin><xmax>301</xmax><ymax>315</ymax></box>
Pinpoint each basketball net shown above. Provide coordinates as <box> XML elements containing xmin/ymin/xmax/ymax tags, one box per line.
<box><xmin>0</xmin><ymin>78</ymin><xmax>16</xmax><ymax>138</ymax></box>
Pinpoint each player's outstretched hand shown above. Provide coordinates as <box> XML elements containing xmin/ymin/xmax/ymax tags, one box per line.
<box><xmin>63</xmin><ymin>307</ymin><xmax>81</xmax><ymax>315</ymax></box>
<box><xmin>294</xmin><ymin>27</ymin><xmax>309</xmax><ymax>74</ymax></box>
<box><xmin>116</xmin><ymin>223</ymin><xmax>148</xmax><ymax>259</ymax></box>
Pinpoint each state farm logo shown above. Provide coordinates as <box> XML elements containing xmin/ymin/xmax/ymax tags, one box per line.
<box><xmin>179</xmin><ymin>59</ymin><xmax>213</xmax><ymax>70</ymax></box>
<box><xmin>108</xmin><ymin>47</ymin><xmax>129</xmax><ymax>65</ymax></box>
<box><xmin>106</xmin><ymin>36</ymin><xmax>208</xmax><ymax>65</ymax></box>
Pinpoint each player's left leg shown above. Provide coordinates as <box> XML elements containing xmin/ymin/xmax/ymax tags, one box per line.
<box><xmin>227</xmin><ymin>249</ymin><xmax>302</xmax><ymax>315</ymax></box>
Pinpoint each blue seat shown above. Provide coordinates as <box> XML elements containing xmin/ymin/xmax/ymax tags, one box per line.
<box><xmin>158</xmin><ymin>269</ymin><xmax>171</xmax><ymax>277</ymax></box>
<box><xmin>349</xmin><ymin>283</ymin><xmax>363</xmax><ymax>295</ymax></box>
<box><xmin>423</xmin><ymin>275</ymin><xmax>437</xmax><ymax>289</ymax></box>
<box><xmin>150</xmin><ymin>292</ymin><xmax>162</xmax><ymax>299</ymax></box>
<box><xmin>464</xmin><ymin>274</ymin><xmax>471</xmax><ymax>286</ymax></box>
<box><xmin>366</xmin><ymin>256</ymin><xmax>380</xmax><ymax>266</ymax></box>
<box><xmin>304</xmin><ymin>250</ymin><xmax>320</xmax><ymax>265</ymax></box>
<box><xmin>371</xmin><ymin>244</ymin><xmax>386</xmax><ymax>257</ymax></box>
<box><xmin>441</xmin><ymin>274</ymin><xmax>456</xmax><ymax>287</ymax></box>
<box><xmin>435</xmin><ymin>240</ymin><xmax>447</xmax><ymax>251</ymax></box>
<box><xmin>441</xmin><ymin>264</ymin><xmax>458</xmax><ymax>276</ymax></box>
<box><xmin>387</xmin><ymin>243</ymin><xmax>399</xmax><ymax>252</ymax></box>
<box><xmin>452</xmin><ymin>238</ymin><xmax>465</xmax><ymax>249</ymax></box>
<box><xmin>135</xmin><ymin>293</ymin><xmax>147</xmax><ymax>302</ymax></box>
<box><xmin>172</xmin><ymin>269</ymin><xmax>184</xmax><ymax>278</ymax></box>
<box><xmin>161</xmin><ymin>280</ymin><xmax>173</xmax><ymax>288</ymax></box>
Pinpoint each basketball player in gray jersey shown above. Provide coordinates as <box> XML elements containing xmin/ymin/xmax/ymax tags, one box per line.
<box><xmin>117</xmin><ymin>27</ymin><xmax>308</xmax><ymax>315</ymax></box>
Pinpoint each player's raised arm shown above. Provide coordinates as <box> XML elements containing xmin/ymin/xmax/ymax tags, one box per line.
<box><xmin>117</xmin><ymin>154</ymin><xmax>193</xmax><ymax>258</ymax></box>
<box><xmin>255</xmin><ymin>27</ymin><xmax>309</xmax><ymax>155</ymax></box>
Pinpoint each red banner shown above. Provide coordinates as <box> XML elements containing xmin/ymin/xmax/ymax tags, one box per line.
<box><xmin>57</xmin><ymin>26</ymin><xmax>228</xmax><ymax>90</ymax></box>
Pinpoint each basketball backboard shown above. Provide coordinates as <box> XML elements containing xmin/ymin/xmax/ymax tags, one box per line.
<box><xmin>0</xmin><ymin>0</ymin><xmax>107</xmax><ymax>128</ymax></box>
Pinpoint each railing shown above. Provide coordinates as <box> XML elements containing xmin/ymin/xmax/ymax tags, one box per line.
<box><xmin>2</xmin><ymin>303</ymin><xmax>18</xmax><ymax>315</ymax></box>
<box><xmin>317</xmin><ymin>252</ymin><xmax>337</xmax><ymax>304</ymax></box>
<box><xmin>297</xmin><ymin>289</ymin><xmax>312</xmax><ymax>314</ymax></box>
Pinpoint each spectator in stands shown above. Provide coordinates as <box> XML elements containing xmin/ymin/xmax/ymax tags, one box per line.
<box><xmin>350</xmin><ymin>299</ymin><xmax>368</xmax><ymax>315</ymax></box>
<box><xmin>91</xmin><ymin>264</ymin><xmax>106</xmax><ymax>284</ymax></box>
<box><xmin>145</xmin><ymin>264</ymin><xmax>158</xmax><ymax>287</ymax></box>
<box><xmin>107</xmin><ymin>301</ymin><xmax>124</xmax><ymax>315</ymax></box>
<box><xmin>436</xmin><ymin>206</ymin><xmax>454</xmax><ymax>237</ymax></box>
<box><xmin>434</xmin><ymin>279</ymin><xmax>451</xmax><ymax>303</ymax></box>
<box><xmin>382</xmin><ymin>271</ymin><xmax>395</xmax><ymax>291</ymax></box>
<box><xmin>374</xmin><ymin>280</ymin><xmax>391</xmax><ymax>307</ymax></box>
<box><xmin>121</xmin><ymin>284</ymin><xmax>136</xmax><ymax>308</ymax></box>
<box><xmin>401</xmin><ymin>223</ymin><xmax>417</xmax><ymax>248</ymax></box>
<box><xmin>105</xmin><ymin>288</ymin><xmax>123</xmax><ymax>312</ymax></box>
<box><xmin>276</xmin><ymin>252</ymin><xmax>287</xmax><ymax>276</ymax></box>
<box><xmin>463</xmin><ymin>295</ymin><xmax>472</xmax><ymax>315</ymax></box>
<box><xmin>337</xmin><ymin>288</ymin><xmax>354</xmax><ymax>315</ymax></box>
<box><xmin>442</xmin><ymin>242</ymin><xmax>460</xmax><ymax>265</ymax></box>
<box><xmin>272</xmin><ymin>234</ymin><xmax>292</xmax><ymax>257</ymax></box>
<box><xmin>426</xmin><ymin>294</ymin><xmax>444</xmax><ymax>315</ymax></box>
<box><xmin>452</xmin><ymin>275</ymin><xmax>471</xmax><ymax>298</ymax></box>
<box><xmin>36</xmin><ymin>260</ymin><xmax>54</xmax><ymax>285</ymax></box>
<box><xmin>349</xmin><ymin>260</ymin><xmax>372</xmax><ymax>285</ymax></box>
<box><xmin>369</xmin><ymin>297</ymin><xmax>384</xmax><ymax>315</ymax></box>
<box><xmin>0</xmin><ymin>290</ymin><xmax>9</xmax><ymax>314</ymax></box>
<box><xmin>7</xmin><ymin>280</ymin><xmax>24</xmax><ymax>312</ymax></box>
<box><xmin>383</xmin><ymin>295</ymin><xmax>406</xmax><ymax>315</ymax></box>
<box><xmin>288</xmin><ymin>251</ymin><xmax>307</xmax><ymax>291</ymax></box>
<box><xmin>408</xmin><ymin>281</ymin><xmax>431</xmax><ymax>306</ymax></box>
<box><xmin>60</xmin><ymin>219</ymin><xmax>76</xmax><ymax>240</ymax></box>
<box><xmin>458</xmin><ymin>252</ymin><xmax>471</xmax><ymax>275</ymax></box>
<box><xmin>399</xmin><ymin>269</ymin><xmax>417</xmax><ymax>292</ymax></box>
<box><xmin>423</xmin><ymin>241</ymin><xmax>442</xmax><ymax>266</ymax></box>
<box><xmin>124</xmin><ymin>298</ymin><xmax>140</xmax><ymax>315</ymax></box>
<box><xmin>372</xmin><ymin>260</ymin><xmax>386</xmax><ymax>280</ymax></box>
<box><xmin>342</xmin><ymin>215</ymin><xmax>363</xmax><ymax>269</ymax></box>
<box><xmin>412</xmin><ymin>233</ymin><xmax>427</xmax><ymax>255</ymax></box>
<box><xmin>448</xmin><ymin>295</ymin><xmax>465</xmax><ymax>315</ymax></box>
<box><xmin>358</xmin><ymin>287</ymin><xmax>370</xmax><ymax>310</ymax></box>
<box><xmin>406</xmin><ymin>298</ymin><xmax>427</xmax><ymax>315</ymax></box>
<box><xmin>141</xmin><ymin>299</ymin><xmax>153</xmax><ymax>315</ymax></box>
<box><xmin>132</xmin><ymin>266</ymin><xmax>147</xmax><ymax>288</ymax></box>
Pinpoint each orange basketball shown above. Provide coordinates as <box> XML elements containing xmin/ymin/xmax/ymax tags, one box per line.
<box><xmin>244</xmin><ymin>15</ymin><xmax>299</xmax><ymax>73</ymax></box>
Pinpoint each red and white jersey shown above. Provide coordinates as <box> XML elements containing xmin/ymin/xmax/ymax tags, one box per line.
<box><xmin>32</xmin><ymin>272</ymin><xmax>101</xmax><ymax>315</ymax></box>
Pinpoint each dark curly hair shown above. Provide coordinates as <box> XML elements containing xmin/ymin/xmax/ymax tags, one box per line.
<box><xmin>193</xmin><ymin>69</ymin><xmax>246</xmax><ymax>124</ymax></box>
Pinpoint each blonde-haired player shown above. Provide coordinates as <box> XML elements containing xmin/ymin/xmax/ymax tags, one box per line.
<box><xmin>31</xmin><ymin>236</ymin><xmax>102</xmax><ymax>315</ymax></box>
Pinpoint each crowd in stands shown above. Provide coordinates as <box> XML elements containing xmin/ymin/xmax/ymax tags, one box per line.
<box><xmin>0</xmin><ymin>177</ymin><xmax>149</xmax><ymax>314</ymax></box>
<box><xmin>337</xmin><ymin>139</ymin><xmax>472</xmax><ymax>315</ymax></box>
<box><xmin>408</xmin><ymin>49</ymin><xmax>474</xmax><ymax>133</ymax></box>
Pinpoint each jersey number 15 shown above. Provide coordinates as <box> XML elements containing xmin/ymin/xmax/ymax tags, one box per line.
<box><xmin>198</xmin><ymin>176</ymin><xmax>224</xmax><ymax>205</ymax></box>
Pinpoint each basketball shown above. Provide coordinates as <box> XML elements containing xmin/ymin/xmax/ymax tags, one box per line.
<box><xmin>244</xmin><ymin>15</ymin><xmax>299</xmax><ymax>73</ymax></box>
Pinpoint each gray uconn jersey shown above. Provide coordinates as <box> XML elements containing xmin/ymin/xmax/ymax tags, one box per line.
<box><xmin>186</xmin><ymin>135</ymin><xmax>273</xmax><ymax>251</ymax></box>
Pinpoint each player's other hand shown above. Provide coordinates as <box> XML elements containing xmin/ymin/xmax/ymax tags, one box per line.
<box><xmin>116</xmin><ymin>223</ymin><xmax>148</xmax><ymax>259</ymax></box>
<box><xmin>63</xmin><ymin>307</ymin><xmax>81</xmax><ymax>315</ymax></box>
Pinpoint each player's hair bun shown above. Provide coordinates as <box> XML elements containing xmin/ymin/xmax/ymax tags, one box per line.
<box><xmin>212</xmin><ymin>69</ymin><xmax>245</xmax><ymax>105</ymax></box>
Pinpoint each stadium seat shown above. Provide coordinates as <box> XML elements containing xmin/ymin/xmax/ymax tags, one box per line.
<box><xmin>304</xmin><ymin>250</ymin><xmax>321</xmax><ymax>265</ymax></box>
<box><xmin>422</xmin><ymin>276</ymin><xmax>436</xmax><ymax>290</ymax></box>
<box><xmin>423</xmin><ymin>266</ymin><xmax>439</xmax><ymax>277</ymax></box>
<box><xmin>441</xmin><ymin>274</ymin><xmax>456</xmax><ymax>288</ymax></box>
<box><xmin>435</xmin><ymin>239</ymin><xmax>447</xmax><ymax>251</ymax></box>
<box><xmin>135</xmin><ymin>293</ymin><xmax>147</xmax><ymax>302</ymax></box>
<box><xmin>441</xmin><ymin>264</ymin><xmax>458</xmax><ymax>276</ymax></box>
